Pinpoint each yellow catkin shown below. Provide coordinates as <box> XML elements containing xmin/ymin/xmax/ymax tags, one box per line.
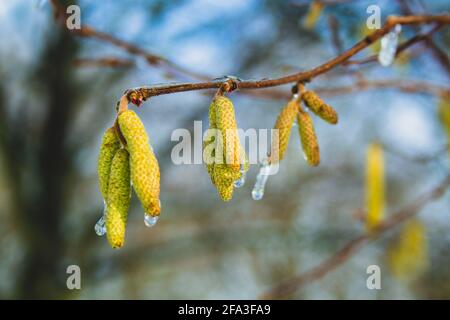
<box><xmin>303</xmin><ymin>1</ymin><xmax>324</xmax><ymax>30</ymax></box>
<box><xmin>203</xmin><ymin>96</ymin><xmax>248</xmax><ymax>201</ymax></box>
<box><xmin>213</xmin><ymin>164</ymin><xmax>240</xmax><ymax>202</ymax></box>
<box><xmin>365</xmin><ymin>143</ymin><xmax>385</xmax><ymax>233</ymax></box>
<box><xmin>214</xmin><ymin>96</ymin><xmax>241</xmax><ymax>172</ymax></box>
<box><xmin>98</xmin><ymin>127</ymin><xmax>120</xmax><ymax>202</ymax></box>
<box><xmin>270</xmin><ymin>99</ymin><xmax>300</xmax><ymax>163</ymax></box>
<box><xmin>118</xmin><ymin>110</ymin><xmax>161</xmax><ymax>217</ymax></box>
<box><xmin>106</xmin><ymin>149</ymin><xmax>131</xmax><ymax>249</ymax></box>
<box><xmin>387</xmin><ymin>219</ymin><xmax>428</xmax><ymax>281</ymax></box>
<box><xmin>203</xmin><ymin>136</ymin><xmax>216</xmax><ymax>185</ymax></box>
<box><xmin>203</xmin><ymin>101</ymin><xmax>219</xmax><ymax>185</ymax></box>
<box><xmin>302</xmin><ymin>90</ymin><xmax>338</xmax><ymax>124</ymax></box>
<box><xmin>438</xmin><ymin>98</ymin><xmax>450</xmax><ymax>158</ymax></box>
<box><xmin>297</xmin><ymin>109</ymin><xmax>320</xmax><ymax>166</ymax></box>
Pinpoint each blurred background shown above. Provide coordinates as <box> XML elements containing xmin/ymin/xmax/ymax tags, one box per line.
<box><xmin>0</xmin><ymin>0</ymin><xmax>449</xmax><ymax>299</ymax></box>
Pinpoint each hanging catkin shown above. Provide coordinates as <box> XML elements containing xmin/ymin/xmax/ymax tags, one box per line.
<box><xmin>365</xmin><ymin>143</ymin><xmax>385</xmax><ymax>233</ymax></box>
<box><xmin>106</xmin><ymin>148</ymin><xmax>131</xmax><ymax>249</ymax></box>
<box><xmin>297</xmin><ymin>109</ymin><xmax>320</xmax><ymax>166</ymax></box>
<box><xmin>302</xmin><ymin>90</ymin><xmax>338</xmax><ymax>124</ymax></box>
<box><xmin>203</xmin><ymin>95</ymin><xmax>248</xmax><ymax>201</ymax></box>
<box><xmin>98</xmin><ymin>127</ymin><xmax>120</xmax><ymax>202</ymax></box>
<box><xmin>214</xmin><ymin>96</ymin><xmax>241</xmax><ymax>172</ymax></box>
<box><xmin>270</xmin><ymin>99</ymin><xmax>300</xmax><ymax>163</ymax></box>
<box><xmin>213</xmin><ymin>164</ymin><xmax>241</xmax><ymax>201</ymax></box>
<box><xmin>118</xmin><ymin>110</ymin><xmax>161</xmax><ymax>217</ymax></box>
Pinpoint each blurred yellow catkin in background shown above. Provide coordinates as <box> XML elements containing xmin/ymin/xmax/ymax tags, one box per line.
<box><xmin>365</xmin><ymin>143</ymin><xmax>385</xmax><ymax>233</ymax></box>
<box><xmin>303</xmin><ymin>1</ymin><xmax>324</xmax><ymax>30</ymax></box>
<box><xmin>438</xmin><ymin>97</ymin><xmax>450</xmax><ymax>158</ymax></box>
<box><xmin>387</xmin><ymin>219</ymin><xmax>428</xmax><ymax>281</ymax></box>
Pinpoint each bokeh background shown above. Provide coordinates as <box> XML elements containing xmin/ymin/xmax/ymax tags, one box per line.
<box><xmin>0</xmin><ymin>0</ymin><xmax>449</xmax><ymax>299</ymax></box>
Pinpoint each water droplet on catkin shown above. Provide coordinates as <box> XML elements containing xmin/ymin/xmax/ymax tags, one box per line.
<box><xmin>94</xmin><ymin>215</ymin><xmax>106</xmax><ymax>236</ymax></box>
<box><xmin>144</xmin><ymin>215</ymin><xmax>159</xmax><ymax>227</ymax></box>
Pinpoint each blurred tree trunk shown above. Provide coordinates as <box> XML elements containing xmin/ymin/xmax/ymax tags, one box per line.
<box><xmin>13</xmin><ymin>3</ymin><xmax>79</xmax><ymax>299</ymax></box>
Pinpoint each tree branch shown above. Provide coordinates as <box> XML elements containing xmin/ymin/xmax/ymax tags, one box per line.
<box><xmin>124</xmin><ymin>15</ymin><xmax>450</xmax><ymax>102</ymax></box>
<box><xmin>260</xmin><ymin>174</ymin><xmax>450</xmax><ymax>299</ymax></box>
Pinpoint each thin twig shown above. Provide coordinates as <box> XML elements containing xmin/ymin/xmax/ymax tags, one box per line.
<box><xmin>344</xmin><ymin>23</ymin><xmax>445</xmax><ymax>66</ymax></box>
<box><xmin>260</xmin><ymin>174</ymin><xmax>450</xmax><ymax>299</ymax></box>
<box><xmin>73</xmin><ymin>57</ymin><xmax>134</xmax><ymax>68</ymax></box>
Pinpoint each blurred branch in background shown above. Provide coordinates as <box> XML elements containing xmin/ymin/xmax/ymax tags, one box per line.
<box><xmin>261</xmin><ymin>175</ymin><xmax>450</xmax><ymax>299</ymax></box>
<box><xmin>73</xmin><ymin>57</ymin><xmax>135</xmax><ymax>69</ymax></box>
<box><xmin>397</xmin><ymin>0</ymin><xmax>450</xmax><ymax>77</ymax></box>
<box><xmin>49</xmin><ymin>0</ymin><xmax>211</xmax><ymax>81</ymax></box>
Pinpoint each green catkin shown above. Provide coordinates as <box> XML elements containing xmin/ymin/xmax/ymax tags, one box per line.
<box><xmin>214</xmin><ymin>96</ymin><xmax>241</xmax><ymax>172</ymax></box>
<box><xmin>213</xmin><ymin>164</ymin><xmax>240</xmax><ymax>201</ymax></box>
<box><xmin>204</xmin><ymin>101</ymin><xmax>219</xmax><ymax>185</ymax></box>
<box><xmin>302</xmin><ymin>90</ymin><xmax>338</xmax><ymax>124</ymax></box>
<box><xmin>98</xmin><ymin>127</ymin><xmax>120</xmax><ymax>202</ymax></box>
<box><xmin>270</xmin><ymin>99</ymin><xmax>300</xmax><ymax>163</ymax></box>
<box><xmin>106</xmin><ymin>149</ymin><xmax>131</xmax><ymax>249</ymax></box>
<box><xmin>118</xmin><ymin>110</ymin><xmax>161</xmax><ymax>217</ymax></box>
<box><xmin>297</xmin><ymin>109</ymin><xmax>320</xmax><ymax>166</ymax></box>
<box><xmin>204</xmin><ymin>96</ymin><xmax>249</xmax><ymax>201</ymax></box>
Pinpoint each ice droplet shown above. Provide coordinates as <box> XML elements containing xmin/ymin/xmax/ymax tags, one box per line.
<box><xmin>234</xmin><ymin>163</ymin><xmax>247</xmax><ymax>188</ymax></box>
<box><xmin>251</xmin><ymin>158</ymin><xmax>272</xmax><ymax>201</ymax></box>
<box><xmin>94</xmin><ymin>215</ymin><xmax>106</xmax><ymax>236</ymax></box>
<box><xmin>378</xmin><ymin>24</ymin><xmax>401</xmax><ymax>67</ymax></box>
<box><xmin>144</xmin><ymin>215</ymin><xmax>159</xmax><ymax>227</ymax></box>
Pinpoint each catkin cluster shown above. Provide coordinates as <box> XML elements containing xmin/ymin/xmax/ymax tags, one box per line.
<box><xmin>203</xmin><ymin>96</ymin><xmax>248</xmax><ymax>201</ymax></box>
<box><xmin>270</xmin><ymin>89</ymin><xmax>337</xmax><ymax>167</ymax></box>
<box><xmin>97</xmin><ymin>109</ymin><xmax>160</xmax><ymax>248</ymax></box>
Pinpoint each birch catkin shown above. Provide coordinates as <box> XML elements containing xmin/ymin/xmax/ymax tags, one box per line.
<box><xmin>118</xmin><ymin>110</ymin><xmax>161</xmax><ymax>217</ymax></box>
<box><xmin>106</xmin><ymin>148</ymin><xmax>131</xmax><ymax>249</ymax></box>
<box><xmin>214</xmin><ymin>96</ymin><xmax>241</xmax><ymax>172</ymax></box>
<box><xmin>297</xmin><ymin>109</ymin><xmax>320</xmax><ymax>166</ymax></box>
<box><xmin>98</xmin><ymin>127</ymin><xmax>120</xmax><ymax>202</ymax></box>
<box><xmin>270</xmin><ymin>99</ymin><xmax>300</xmax><ymax>163</ymax></box>
<box><xmin>302</xmin><ymin>90</ymin><xmax>338</xmax><ymax>125</ymax></box>
<box><xmin>213</xmin><ymin>164</ymin><xmax>240</xmax><ymax>201</ymax></box>
<box><xmin>204</xmin><ymin>96</ymin><xmax>248</xmax><ymax>201</ymax></box>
